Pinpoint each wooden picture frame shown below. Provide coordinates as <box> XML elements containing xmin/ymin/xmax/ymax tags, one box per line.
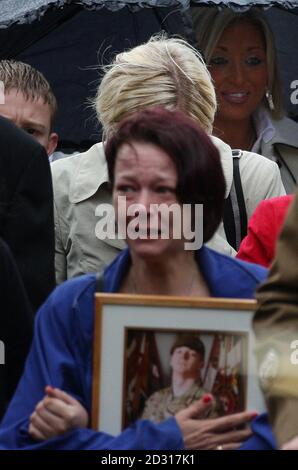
<box><xmin>92</xmin><ymin>294</ymin><xmax>265</xmax><ymax>435</ymax></box>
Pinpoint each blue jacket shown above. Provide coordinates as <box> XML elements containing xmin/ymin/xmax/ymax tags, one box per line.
<box><xmin>0</xmin><ymin>247</ymin><xmax>268</xmax><ymax>450</ymax></box>
<box><xmin>240</xmin><ymin>414</ymin><xmax>276</xmax><ymax>450</ymax></box>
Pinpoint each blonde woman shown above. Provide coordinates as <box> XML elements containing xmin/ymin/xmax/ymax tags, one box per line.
<box><xmin>192</xmin><ymin>7</ymin><xmax>298</xmax><ymax>193</ymax></box>
<box><xmin>0</xmin><ymin>107</ymin><xmax>262</xmax><ymax>450</ymax></box>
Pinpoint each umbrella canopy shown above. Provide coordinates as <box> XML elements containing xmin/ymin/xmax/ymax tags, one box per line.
<box><xmin>0</xmin><ymin>2</ymin><xmax>187</xmax><ymax>150</ymax></box>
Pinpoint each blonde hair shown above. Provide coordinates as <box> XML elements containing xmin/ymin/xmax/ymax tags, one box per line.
<box><xmin>94</xmin><ymin>35</ymin><xmax>216</xmax><ymax>137</ymax></box>
<box><xmin>191</xmin><ymin>7</ymin><xmax>282</xmax><ymax>118</ymax></box>
<box><xmin>0</xmin><ymin>60</ymin><xmax>57</xmax><ymax>129</ymax></box>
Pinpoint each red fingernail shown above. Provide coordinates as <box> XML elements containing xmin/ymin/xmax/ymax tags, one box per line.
<box><xmin>203</xmin><ymin>394</ymin><xmax>212</xmax><ymax>403</ymax></box>
<box><xmin>46</xmin><ymin>385</ymin><xmax>55</xmax><ymax>393</ymax></box>
<box><xmin>251</xmin><ymin>412</ymin><xmax>258</xmax><ymax>419</ymax></box>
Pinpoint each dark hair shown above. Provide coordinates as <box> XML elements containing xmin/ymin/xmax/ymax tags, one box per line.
<box><xmin>170</xmin><ymin>335</ymin><xmax>205</xmax><ymax>360</ymax></box>
<box><xmin>105</xmin><ymin>106</ymin><xmax>226</xmax><ymax>242</ymax></box>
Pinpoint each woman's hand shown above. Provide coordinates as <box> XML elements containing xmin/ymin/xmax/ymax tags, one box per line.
<box><xmin>29</xmin><ymin>386</ymin><xmax>89</xmax><ymax>441</ymax></box>
<box><xmin>175</xmin><ymin>395</ymin><xmax>256</xmax><ymax>450</ymax></box>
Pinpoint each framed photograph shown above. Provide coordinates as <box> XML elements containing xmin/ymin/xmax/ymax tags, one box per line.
<box><xmin>92</xmin><ymin>294</ymin><xmax>265</xmax><ymax>435</ymax></box>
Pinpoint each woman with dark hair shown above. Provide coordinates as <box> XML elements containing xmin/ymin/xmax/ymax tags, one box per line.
<box><xmin>0</xmin><ymin>108</ymin><xmax>265</xmax><ymax>450</ymax></box>
<box><xmin>237</xmin><ymin>194</ymin><xmax>294</xmax><ymax>267</ymax></box>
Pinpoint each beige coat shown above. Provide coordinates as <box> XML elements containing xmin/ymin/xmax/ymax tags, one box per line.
<box><xmin>51</xmin><ymin>137</ymin><xmax>285</xmax><ymax>284</ymax></box>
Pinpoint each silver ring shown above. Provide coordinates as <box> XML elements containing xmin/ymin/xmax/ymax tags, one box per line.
<box><xmin>216</xmin><ymin>445</ymin><xmax>223</xmax><ymax>450</ymax></box>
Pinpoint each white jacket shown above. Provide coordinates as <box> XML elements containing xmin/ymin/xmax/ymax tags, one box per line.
<box><xmin>51</xmin><ymin>137</ymin><xmax>285</xmax><ymax>282</ymax></box>
<box><xmin>258</xmin><ymin>114</ymin><xmax>298</xmax><ymax>194</ymax></box>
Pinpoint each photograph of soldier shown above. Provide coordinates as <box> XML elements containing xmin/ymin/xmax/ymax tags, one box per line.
<box><xmin>123</xmin><ymin>330</ymin><xmax>247</xmax><ymax>427</ymax></box>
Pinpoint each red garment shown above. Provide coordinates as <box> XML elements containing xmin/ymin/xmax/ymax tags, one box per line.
<box><xmin>237</xmin><ymin>195</ymin><xmax>294</xmax><ymax>268</ymax></box>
